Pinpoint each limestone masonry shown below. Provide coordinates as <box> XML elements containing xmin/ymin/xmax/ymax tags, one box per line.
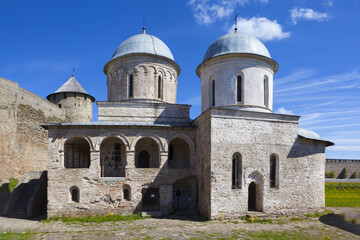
<box><xmin>1</xmin><ymin>28</ymin><xmax>334</xmax><ymax>219</ymax></box>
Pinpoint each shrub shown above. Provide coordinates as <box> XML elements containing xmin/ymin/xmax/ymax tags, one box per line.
<box><xmin>8</xmin><ymin>178</ymin><xmax>18</xmax><ymax>192</ymax></box>
<box><xmin>350</xmin><ymin>172</ymin><xmax>358</xmax><ymax>179</ymax></box>
<box><xmin>325</xmin><ymin>172</ymin><xmax>335</xmax><ymax>178</ymax></box>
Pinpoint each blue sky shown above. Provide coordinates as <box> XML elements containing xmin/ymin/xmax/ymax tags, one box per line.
<box><xmin>0</xmin><ymin>0</ymin><xmax>359</xmax><ymax>159</ymax></box>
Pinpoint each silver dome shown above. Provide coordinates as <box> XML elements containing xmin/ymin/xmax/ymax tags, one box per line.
<box><xmin>110</xmin><ymin>33</ymin><xmax>174</xmax><ymax>61</ymax></box>
<box><xmin>203</xmin><ymin>32</ymin><xmax>271</xmax><ymax>62</ymax></box>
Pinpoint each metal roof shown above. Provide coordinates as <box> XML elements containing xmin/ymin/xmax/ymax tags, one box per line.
<box><xmin>54</xmin><ymin>76</ymin><xmax>88</xmax><ymax>94</ymax></box>
<box><xmin>110</xmin><ymin>32</ymin><xmax>174</xmax><ymax>61</ymax></box>
<box><xmin>203</xmin><ymin>32</ymin><xmax>271</xmax><ymax>62</ymax></box>
<box><xmin>298</xmin><ymin>128</ymin><xmax>334</xmax><ymax>146</ymax></box>
<box><xmin>42</xmin><ymin>121</ymin><xmax>193</xmax><ymax>129</ymax></box>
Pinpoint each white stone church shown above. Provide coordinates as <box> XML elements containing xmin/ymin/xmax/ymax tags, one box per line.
<box><xmin>44</xmin><ymin>27</ymin><xmax>333</xmax><ymax>219</ymax></box>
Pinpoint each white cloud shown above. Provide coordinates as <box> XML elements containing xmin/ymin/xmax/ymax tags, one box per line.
<box><xmin>228</xmin><ymin>17</ymin><xmax>290</xmax><ymax>41</ymax></box>
<box><xmin>188</xmin><ymin>0</ymin><xmax>249</xmax><ymax>25</ymax></box>
<box><xmin>187</xmin><ymin>0</ymin><xmax>271</xmax><ymax>25</ymax></box>
<box><xmin>323</xmin><ymin>0</ymin><xmax>333</xmax><ymax>7</ymax></box>
<box><xmin>276</xmin><ymin>107</ymin><xmax>294</xmax><ymax>115</ymax></box>
<box><xmin>290</xmin><ymin>8</ymin><xmax>329</xmax><ymax>25</ymax></box>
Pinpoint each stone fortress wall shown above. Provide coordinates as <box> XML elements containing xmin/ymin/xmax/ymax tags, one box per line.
<box><xmin>325</xmin><ymin>159</ymin><xmax>360</xmax><ymax>178</ymax></box>
<box><xmin>0</xmin><ymin>77</ymin><xmax>66</xmax><ymax>181</ymax></box>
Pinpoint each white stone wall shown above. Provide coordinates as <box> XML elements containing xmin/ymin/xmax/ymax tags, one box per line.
<box><xmin>197</xmin><ymin>56</ymin><xmax>274</xmax><ymax>113</ymax></box>
<box><xmin>47</xmin><ymin>93</ymin><xmax>94</xmax><ymax>123</ymax></box>
<box><xmin>105</xmin><ymin>55</ymin><xmax>179</xmax><ymax>104</ymax></box>
<box><xmin>47</xmin><ymin>126</ymin><xmax>197</xmax><ymax>217</ymax></box>
<box><xmin>97</xmin><ymin>101</ymin><xmax>190</xmax><ymax>124</ymax></box>
<box><xmin>196</xmin><ymin>109</ymin><xmax>326</xmax><ymax>219</ymax></box>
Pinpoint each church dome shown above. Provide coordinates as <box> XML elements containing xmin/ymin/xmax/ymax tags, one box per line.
<box><xmin>203</xmin><ymin>32</ymin><xmax>271</xmax><ymax>62</ymax></box>
<box><xmin>110</xmin><ymin>32</ymin><xmax>174</xmax><ymax>61</ymax></box>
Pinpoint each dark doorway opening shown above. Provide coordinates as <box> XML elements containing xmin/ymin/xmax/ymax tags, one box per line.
<box><xmin>138</xmin><ymin>151</ymin><xmax>150</xmax><ymax>168</ymax></box>
<box><xmin>248</xmin><ymin>182</ymin><xmax>257</xmax><ymax>211</ymax></box>
<box><xmin>142</xmin><ymin>188</ymin><xmax>160</xmax><ymax>211</ymax></box>
<box><xmin>173</xmin><ymin>182</ymin><xmax>194</xmax><ymax>212</ymax></box>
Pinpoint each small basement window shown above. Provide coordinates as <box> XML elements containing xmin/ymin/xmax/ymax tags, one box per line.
<box><xmin>70</xmin><ymin>187</ymin><xmax>79</xmax><ymax>202</ymax></box>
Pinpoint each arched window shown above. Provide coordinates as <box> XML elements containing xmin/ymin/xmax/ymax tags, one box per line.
<box><xmin>168</xmin><ymin>138</ymin><xmax>190</xmax><ymax>168</ymax></box>
<box><xmin>100</xmin><ymin>137</ymin><xmax>125</xmax><ymax>177</ymax></box>
<box><xmin>135</xmin><ymin>137</ymin><xmax>160</xmax><ymax>168</ymax></box>
<box><xmin>158</xmin><ymin>76</ymin><xmax>162</xmax><ymax>99</ymax></box>
<box><xmin>237</xmin><ymin>75</ymin><xmax>242</xmax><ymax>102</ymax></box>
<box><xmin>123</xmin><ymin>185</ymin><xmax>131</xmax><ymax>201</ymax></box>
<box><xmin>270</xmin><ymin>154</ymin><xmax>278</xmax><ymax>188</ymax></box>
<box><xmin>232</xmin><ymin>153</ymin><xmax>242</xmax><ymax>189</ymax></box>
<box><xmin>129</xmin><ymin>74</ymin><xmax>134</xmax><ymax>97</ymax></box>
<box><xmin>264</xmin><ymin>75</ymin><xmax>269</xmax><ymax>108</ymax></box>
<box><xmin>64</xmin><ymin>137</ymin><xmax>91</xmax><ymax>168</ymax></box>
<box><xmin>212</xmin><ymin>80</ymin><xmax>215</xmax><ymax>107</ymax></box>
<box><xmin>70</xmin><ymin>187</ymin><xmax>79</xmax><ymax>202</ymax></box>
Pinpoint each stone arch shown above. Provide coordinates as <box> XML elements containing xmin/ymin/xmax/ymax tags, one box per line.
<box><xmin>165</xmin><ymin>133</ymin><xmax>195</xmax><ymax>152</ymax></box>
<box><xmin>59</xmin><ymin>132</ymin><xmax>94</xmax><ymax>152</ymax></box>
<box><xmin>130</xmin><ymin>133</ymin><xmax>164</xmax><ymax>152</ymax></box>
<box><xmin>64</xmin><ymin>137</ymin><xmax>91</xmax><ymax>168</ymax></box>
<box><xmin>157</xmin><ymin>68</ymin><xmax>166</xmax><ymax>78</ymax></box>
<box><xmin>96</xmin><ymin>132</ymin><xmax>130</xmax><ymax>151</ymax></box>
<box><xmin>247</xmin><ymin>171</ymin><xmax>264</xmax><ymax>212</ymax></box>
<box><xmin>172</xmin><ymin>176</ymin><xmax>197</xmax><ymax>212</ymax></box>
<box><xmin>70</xmin><ymin>186</ymin><xmax>80</xmax><ymax>202</ymax></box>
<box><xmin>148</xmin><ymin>65</ymin><xmax>157</xmax><ymax>75</ymax></box>
<box><xmin>134</xmin><ymin>136</ymin><xmax>161</xmax><ymax>168</ymax></box>
<box><xmin>136</xmin><ymin>65</ymin><xmax>147</xmax><ymax>74</ymax></box>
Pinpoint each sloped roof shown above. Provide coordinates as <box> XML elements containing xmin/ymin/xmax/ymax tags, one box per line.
<box><xmin>54</xmin><ymin>76</ymin><xmax>88</xmax><ymax>94</ymax></box>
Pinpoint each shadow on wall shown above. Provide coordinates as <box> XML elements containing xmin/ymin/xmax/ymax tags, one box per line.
<box><xmin>130</xmin><ymin>152</ymin><xmax>203</xmax><ymax>220</ymax></box>
<box><xmin>287</xmin><ymin>137</ymin><xmax>325</xmax><ymax>158</ymax></box>
<box><xmin>319</xmin><ymin>214</ymin><xmax>360</xmax><ymax>236</ymax></box>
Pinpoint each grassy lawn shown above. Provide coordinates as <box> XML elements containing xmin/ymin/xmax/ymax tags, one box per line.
<box><xmin>325</xmin><ymin>182</ymin><xmax>360</xmax><ymax>207</ymax></box>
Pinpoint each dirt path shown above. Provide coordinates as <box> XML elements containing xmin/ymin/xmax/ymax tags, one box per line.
<box><xmin>0</xmin><ymin>209</ymin><xmax>359</xmax><ymax>239</ymax></box>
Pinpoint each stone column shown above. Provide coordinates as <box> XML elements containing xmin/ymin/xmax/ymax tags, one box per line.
<box><xmin>126</xmin><ymin>151</ymin><xmax>135</xmax><ymax>168</ymax></box>
<box><xmin>90</xmin><ymin>150</ymin><xmax>100</xmax><ymax>177</ymax></box>
<box><xmin>160</xmin><ymin>152</ymin><xmax>168</xmax><ymax>168</ymax></box>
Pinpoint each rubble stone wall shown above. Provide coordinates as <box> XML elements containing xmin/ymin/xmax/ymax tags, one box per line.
<box><xmin>47</xmin><ymin>126</ymin><xmax>196</xmax><ymax>217</ymax></box>
<box><xmin>0</xmin><ymin>77</ymin><xmax>65</xmax><ymax>181</ymax></box>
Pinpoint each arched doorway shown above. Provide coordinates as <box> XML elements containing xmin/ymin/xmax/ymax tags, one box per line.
<box><xmin>172</xmin><ymin>177</ymin><xmax>197</xmax><ymax>213</ymax></box>
<box><xmin>248</xmin><ymin>182</ymin><xmax>258</xmax><ymax>211</ymax></box>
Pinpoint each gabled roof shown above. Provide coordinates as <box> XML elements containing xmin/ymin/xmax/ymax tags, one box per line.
<box><xmin>54</xmin><ymin>76</ymin><xmax>88</xmax><ymax>94</ymax></box>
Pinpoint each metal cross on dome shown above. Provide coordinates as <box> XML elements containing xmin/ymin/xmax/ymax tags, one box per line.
<box><xmin>234</xmin><ymin>12</ymin><xmax>239</xmax><ymax>33</ymax></box>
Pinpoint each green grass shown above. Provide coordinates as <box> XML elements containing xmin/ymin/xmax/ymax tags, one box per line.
<box><xmin>0</xmin><ymin>231</ymin><xmax>35</xmax><ymax>240</ymax></box>
<box><xmin>325</xmin><ymin>182</ymin><xmax>360</xmax><ymax>207</ymax></box>
<box><xmin>8</xmin><ymin>178</ymin><xmax>18</xmax><ymax>192</ymax></box>
<box><xmin>41</xmin><ymin>212</ymin><xmax>143</xmax><ymax>224</ymax></box>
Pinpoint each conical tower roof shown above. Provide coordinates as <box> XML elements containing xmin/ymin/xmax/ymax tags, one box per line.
<box><xmin>54</xmin><ymin>76</ymin><xmax>88</xmax><ymax>94</ymax></box>
<box><xmin>47</xmin><ymin>75</ymin><xmax>95</xmax><ymax>101</ymax></box>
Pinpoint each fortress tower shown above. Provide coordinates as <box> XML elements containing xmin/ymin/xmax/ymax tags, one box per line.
<box><xmin>47</xmin><ymin>75</ymin><xmax>95</xmax><ymax>122</ymax></box>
